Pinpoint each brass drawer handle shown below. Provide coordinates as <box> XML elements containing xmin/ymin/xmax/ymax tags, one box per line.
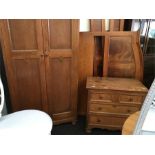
<box><xmin>112</xmin><ymin>105</ymin><xmax>116</xmax><ymax>108</ymax></box>
<box><xmin>98</xmin><ymin>107</ymin><xmax>102</xmax><ymax>111</ymax></box>
<box><xmin>97</xmin><ymin>119</ymin><xmax>101</xmax><ymax>123</ymax></box>
<box><xmin>127</xmin><ymin>109</ymin><xmax>131</xmax><ymax>113</ymax></box>
<box><xmin>99</xmin><ymin>96</ymin><xmax>103</xmax><ymax>100</ymax></box>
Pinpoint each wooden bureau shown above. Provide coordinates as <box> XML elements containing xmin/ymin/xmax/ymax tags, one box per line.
<box><xmin>86</xmin><ymin>77</ymin><xmax>148</xmax><ymax>133</ymax></box>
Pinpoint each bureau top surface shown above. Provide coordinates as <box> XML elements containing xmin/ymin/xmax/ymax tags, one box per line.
<box><xmin>86</xmin><ymin>77</ymin><xmax>148</xmax><ymax>92</ymax></box>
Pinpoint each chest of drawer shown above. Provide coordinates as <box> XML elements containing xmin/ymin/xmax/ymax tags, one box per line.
<box><xmin>119</xmin><ymin>94</ymin><xmax>144</xmax><ymax>104</ymax></box>
<box><xmin>89</xmin><ymin>91</ymin><xmax>144</xmax><ymax>105</ymax></box>
<box><xmin>86</xmin><ymin>77</ymin><xmax>148</xmax><ymax>132</ymax></box>
<box><xmin>89</xmin><ymin>114</ymin><xmax>127</xmax><ymax>128</ymax></box>
<box><xmin>89</xmin><ymin>92</ymin><xmax>113</xmax><ymax>103</ymax></box>
<box><xmin>89</xmin><ymin>103</ymin><xmax>140</xmax><ymax>115</ymax></box>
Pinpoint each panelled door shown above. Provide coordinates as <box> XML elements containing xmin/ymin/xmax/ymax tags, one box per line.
<box><xmin>0</xmin><ymin>20</ymin><xmax>48</xmax><ymax>112</ymax></box>
<box><xmin>42</xmin><ymin>19</ymin><xmax>79</xmax><ymax>124</ymax></box>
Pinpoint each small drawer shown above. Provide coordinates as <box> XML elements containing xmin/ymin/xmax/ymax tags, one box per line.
<box><xmin>89</xmin><ymin>93</ymin><xmax>113</xmax><ymax>102</ymax></box>
<box><xmin>119</xmin><ymin>95</ymin><xmax>143</xmax><ymax>104</ymax></box>
<box><xmin>89</xmin><ymin>114</ymin><xmax>127</xmax><ymax>127</ymax></box>
<box><xmin>89</xmin><ymin>103</ymin><xmax>140</xmax><ymax>115</ymax></box>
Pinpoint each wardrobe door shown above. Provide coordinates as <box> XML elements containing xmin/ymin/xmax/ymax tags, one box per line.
<box><xmin>0</xmin><ymin>20</ymin><xmax>48</xmax><ymax>112</ymax></box>
<box><xmin>42</xmin><ymin>19</ymin><xmax>79</xmax><ymax>124</ymax></box>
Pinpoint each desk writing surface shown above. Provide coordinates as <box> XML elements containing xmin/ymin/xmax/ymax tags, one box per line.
<box><xmin>86</xmin><ymin>77</ymin><xmax>148</xmax><ymax>92</ymax></box>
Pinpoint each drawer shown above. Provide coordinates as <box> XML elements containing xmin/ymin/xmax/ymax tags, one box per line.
<box><xmin>89</xmin><ymin>103</ymin><xmax>140</xmax><ymax>115</ymax></box>
<box><xmin>89</xmin><ymin>93</ymin><xmax>113</xmax><ymax>103</ymax></box>
<box><xmin>89</xmin><ymin>114</ymin><xmax>127</xmax><ymax>127</ymax></box>
<box><xmin>119</xmin><ymin>95</ymin><xmax>143</xmax><ymax>104</ymax></box>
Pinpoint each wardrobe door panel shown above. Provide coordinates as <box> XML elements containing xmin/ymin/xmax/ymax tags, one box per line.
<box><xmin>43</xmin><ymin>19</ymin><xmax>79</xmax><ymax>124</ymax></box>
<box><xmin>8</xmin><ymin>20</ymin><xmax>38</xmax><ymax>50</ymax></box>
<box><xmin>0</xmin><ymin>20</ymin><xmax>47</xmax><ymax>112</ymax></box>
<box><xmin>47</xmin><ymin>58</ymin><xmax>71</xmax><ymax>113</ymax></box>
<box><xmin>12</xmin><ymin>59</ymin><xmax>43</xmax><ymax>110</ymax></box>
<box><xmin>49</xmin><ymin>19</ymin><xmax>72</xmax><ymax>49</ymax></box>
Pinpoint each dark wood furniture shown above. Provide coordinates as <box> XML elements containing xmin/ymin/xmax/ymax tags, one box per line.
<box><xmin>0</xmin><ymin>19</ymin><xmax>79</xmax><ymax>125</ymax></box>
<box><xmin>86</xmin><ymin>77</ymin><xmax>148</xmax><ymax>133</ymax></box>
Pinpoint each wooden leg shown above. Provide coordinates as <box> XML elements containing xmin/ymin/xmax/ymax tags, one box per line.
<box><xmin>72</xmin><ymin>120</ymin><xmax>76</xmax><ymax>125</ymax></box>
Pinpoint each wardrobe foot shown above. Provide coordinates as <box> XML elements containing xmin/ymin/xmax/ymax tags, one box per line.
<box><xmin>72</xmin><ymin>120</ymin><xmax>76</xmax><ymax>125</ymax></box>
<box><xmin>86</xmin><ymin>128</ymin><xmax>91</xmax><ymax>133</ymax></box>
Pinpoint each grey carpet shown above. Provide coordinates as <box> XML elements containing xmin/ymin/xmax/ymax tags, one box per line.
<box><xmin>51</xmin><ymin>116</ymin><xmax>121</xmax><ymax>135</ymax></box>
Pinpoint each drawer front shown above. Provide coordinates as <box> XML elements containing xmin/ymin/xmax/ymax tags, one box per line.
<box><xmin>89</xmin><ymin>93</ymin><xmax>113</xmax><ymax>103</ymax></box>
<box><xmin>89</xmin><ymin>114</ymin><xmax>127</xmax><ymax>127</ymax></box>
<box><xmin>119</xmin><ymin>95</ymin><xmax>144</xmax><ymax>104</ymax></box>
<box><xmin>89</xmin><ymin>103</ymin><xmax>140</xmax><ymax>115</ymax></box>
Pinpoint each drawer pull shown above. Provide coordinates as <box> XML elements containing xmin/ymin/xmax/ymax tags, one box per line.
<box><xmin>97</xmin><ymin>119</ymin><xmax>101</xmax><ymax>123</ymax></box>
<box><xmin>99</xmin><ymin>96</ymin><xmax>103</xmax><ymax>100</ymax></box>
<box><xmin>112</xmin><ymin>105</ymin><xmax>116</xmax><ymax>108</ymax></box>
<box><xmin>127</xmin><ymin>109</ymin><xmax>131</xmax><ymax>113</ymax></box>
<box><xmin>98</xmin><ymin>107</ymin><xmax>102</xmax><ymax>111</ymax></box>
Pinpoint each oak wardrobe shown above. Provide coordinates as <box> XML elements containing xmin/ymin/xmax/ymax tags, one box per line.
<box><xmin>0</xmin><ymin>19</ymin><xmax>79</xmax><ymax>124</ymax></box>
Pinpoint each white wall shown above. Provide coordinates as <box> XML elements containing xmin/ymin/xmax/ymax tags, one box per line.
<box><xmin>80</xmin><ymin>19</ymin><xmax>90</xmax><ymax>32</ymax></box>
<box><xmin>105</xmin><ymin>19</ymin><xmax>110</xmax><ymax>31</ymax></box>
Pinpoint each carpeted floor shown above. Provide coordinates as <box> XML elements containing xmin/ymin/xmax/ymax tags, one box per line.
<box><xmin>51</xmin><ymin>116</ymin><xmax>121</xmax><ymax>135</ymax></box>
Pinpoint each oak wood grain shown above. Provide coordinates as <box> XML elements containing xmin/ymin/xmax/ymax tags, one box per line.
<box><xmin>0</xmin><ymin>19</ymin><xmax>79</xmax><ymax>125</ymax></box>
<box><xmin>86</xmin><ymin>77</ymin><xmax>147</xmax><ymax>132</ymax></box>
<box><xmin>77</xmin><ymin>32</ymin><xmax>94</xmax><ymax>115</ymax></box>
<box><xmin>0</xmin><ymin>19</ymin><xmax>48</xmax><ymax>112</ymax></box>
<box><xmin>42</xmin><ymin>19</ymin><xmax>79</xmax><ymax>124</ymax></box>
